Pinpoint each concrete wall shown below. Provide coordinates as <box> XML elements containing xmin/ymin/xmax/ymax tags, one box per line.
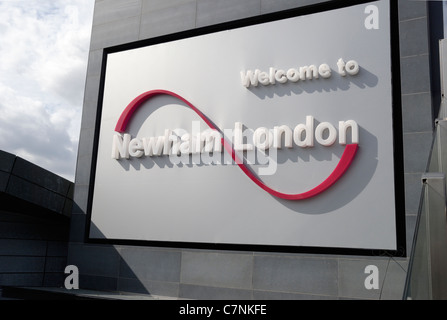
<box><xmin>68</xmin><ymin>0</ymin><xmax>436</xmax><ymax>299</ymax></box>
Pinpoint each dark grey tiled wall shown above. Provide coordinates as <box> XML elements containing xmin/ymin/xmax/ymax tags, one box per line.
<box><xmin>0</xmin><ymin>151</ymin><xmax>72</xmax><ymax>288</ymax></box>
<box><xmin>398</xmin><ymin>0</ymin><xmax>434</xmax><ymax>256</ymax></box>
<box><xmin>69</xmin><ymin>0</ymin><xmax>434</xmax><ymax>299</ymax></box>
<box><xmin>0</xmin><ymin>150</ymin><xmax>74</xmax><ymax>218</ymax></box>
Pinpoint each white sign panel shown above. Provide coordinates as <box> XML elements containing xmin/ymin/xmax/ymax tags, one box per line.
<box><xmin>89</xmin><ymin>0</ymin><xmax>405</xmax><ymax>254</ymax></box>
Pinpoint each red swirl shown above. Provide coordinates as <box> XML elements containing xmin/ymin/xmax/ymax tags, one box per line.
<box><xmin>114</xmin><ymin>89</ymin><xmax>358</xmax><ymax>200</ymax></box>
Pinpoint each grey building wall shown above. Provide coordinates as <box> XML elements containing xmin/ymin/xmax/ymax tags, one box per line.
<box><xmin>68</xmin><ymin>0</ymin><xmax>435</xmax><ymax>299</ymax></box>
<box><xmin>0</xmin><ymin>150</ymin><xmax>72</xmax><ymax>291</ymax></box>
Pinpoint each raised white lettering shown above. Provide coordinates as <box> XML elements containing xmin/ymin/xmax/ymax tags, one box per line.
<box><xmin>112</xmin><ymin>118</ymin><xmax>359</xmax><ymax>160</ymax></box>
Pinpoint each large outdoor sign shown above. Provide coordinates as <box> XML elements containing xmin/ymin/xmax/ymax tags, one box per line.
<box><xmin>88</xmin><ymin>0</ymin><xmax>405</xmax><ymax>255</ymax></box>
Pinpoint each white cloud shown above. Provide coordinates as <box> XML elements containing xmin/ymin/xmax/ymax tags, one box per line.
<box><xmin>0</xmin><ymin>0</ymin><xmax>95</xmax><ymax>181</ymax></box>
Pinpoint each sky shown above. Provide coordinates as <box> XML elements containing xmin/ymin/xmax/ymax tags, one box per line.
<box><xmin>0</xmin><ymin>0</ymin><xmax>95</xmax><ymax>182</ymax></box>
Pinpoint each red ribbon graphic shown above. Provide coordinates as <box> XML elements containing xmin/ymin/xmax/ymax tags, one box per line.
<box><xmin>114</xmin><ymin>89</ymin><xmax>358</xmax><ymax>200</ymax></box>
